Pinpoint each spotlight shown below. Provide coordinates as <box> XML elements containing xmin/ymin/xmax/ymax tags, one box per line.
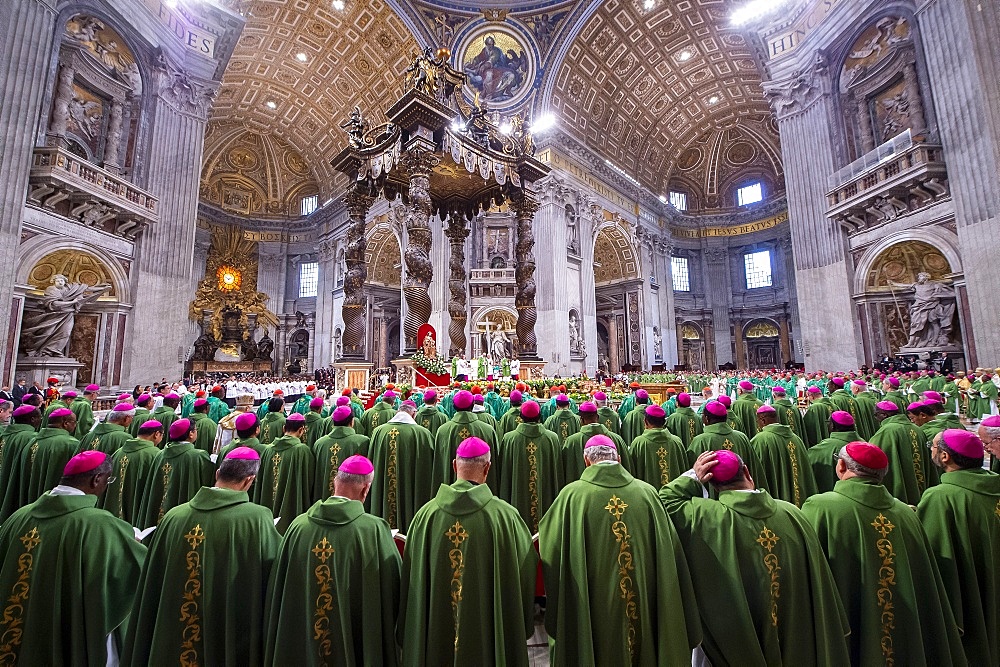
<box><xmin>266</xmin><ymin>101</ymin><xmax>277</xmax><ymax>109</ymax></box>
<box><xmin>296</xmin><ymin>53</ymin><xmax>308</xmax><ymax>62</ymax></box>
<box><xmin>332</xmin><ymin>0</ymin><xmax>344</xmax><ymax>10</ymax></box>
<box><xmin>678</xmin><ymin>50</ymin><xmax>693</xmax><ymax>62</ymax></box>
<box><xmin>531</xmin><ymin>113</ymin><xmax>556</xmax><ymax>133</ymax></box>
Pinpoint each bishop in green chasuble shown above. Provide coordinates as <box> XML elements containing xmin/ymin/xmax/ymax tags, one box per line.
<box><xmin>399</xmin><ymin>439</ymin><xmax>536</xmax><ymax>666</ymax></box>
<box><xmin>498</xmin><ymin>407</ymin><xmax>563</xmax><ymax>534</ymax></box>
<box><xmin>543</xmin><ymin>396</ymin><xmax>581</xmax><ymax>445</ymax></box>
<box><xmin>629</xmin><ymin>405</ymin><xmax>689</xmax><ymax>490</ymax></box>
<box><xmin>664</xmin><ymin>393</ymin><xmax>703</xmax><ymax>447</ymax></box>
<box><xmin>368</xmin><ymin>405</ymin><xmax>435</xmax><ymax>533</ymax></box>
<box><xmin>0</xmin><ymin>406</ymin><xmax>41</xmax><ymax>522</ymax></box>
<box><xmin>77</xmin><ymin>405</ymin><xmax>132</xmax><ymax>455</ymax></box>
<box><xmin>137</xmin><ymin>419</ymin><xmax>216</xmax><ymax>529</ymax></box>
<box><xmin>312</xmin><ymin>406</ymin><xmax>369</xmax><ymax>501</ymax></box>
<box><xmin>686</xmin><ymin>401</ymin><xmax>766</xmax><ymax>489</ymax></box>
<box><xmin>750</xmin><ymin>407</ymin><xmax>818</xmax><ymax>507</ymax></box>
<box><xmin>432</xmin><ymin>391</ymin><xmax>499</xmax><ymax>492</ymax></box>
<box><xmin>800</xmin><ymin>442</ymin><xmax>965</xmax><ymax>667</ymax></box>
<box><xmin>870</xmin><ymin>402</ymin><xmax>938</xmax><ymax>504</ymax></box>
<box><xmin>265</xmin><ymin>455</ymin><xmax>401</xmax><ymax>667</ymax></box>
<box><xmin>101</xmin><ymin>421</ymin><xmax>164</xmax><ymax>524</ymax></box>
<box><xmin>807</xmin><ymin>412</ymin><xmax>860</xmax><ymax>494</ymax></box>
<box><xmin>660</xmin><ymin>450</ymin><xmax>850</xmax><ymax>666</ymax></box>
<box><xmin>917</xmin><ymin>429</ymin><xmax>1000</xmax><ymax>667</ymax></box>
<box><xmin>124</xmin><ymin>448</ymin><xmax>281</xmax><ymax>666</ymax></box>
<box><xmin>541</xmin><ymin>442</ymin><xmax>701</xmax><ymax>666</ymax></box>
<box><xmin>19</xmin><ymin>408</ymin><xmax>79</xmax><ymax>506</ymax></box>
<box><xmin>562</xmin><ymin>403</ymin><xmax>630</xmax><ymax>483</ymax></box>
<box><xmin>0</xmin><ymin>451</ymin><xmax>144</xmax><ymax>666</ymax></box>
<box><xmin>254</xmin><ymin>414</ymin><xmax>315</xmax><ymax>534</ymax></box>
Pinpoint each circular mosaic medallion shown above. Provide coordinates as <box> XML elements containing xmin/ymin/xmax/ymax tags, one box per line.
<box><xmin>456</xmin><ymin>24</ymin><xmax>537</xmax><ymax>110</ymax></box>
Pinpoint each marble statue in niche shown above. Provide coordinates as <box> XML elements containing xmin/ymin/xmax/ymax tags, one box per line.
<box><xmin>888</xmin><ymin>272</ymin><xmax>956</xmax><ymax>348</ymax></box>
<box><xmin>20</xmin><ymin>274</ymin><xmax>111</xmax><ymax>357</ymax></box>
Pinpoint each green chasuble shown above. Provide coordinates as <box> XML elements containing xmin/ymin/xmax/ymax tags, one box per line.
<box><xmin>617</xmin><ymin>393</ymin><xmax>636</xmax><ymax>420</ymax></box>
<box><xmin>772</xmin><ymin>397</ymin><xmax>806</xmax><ymax>440</ymax></box>
<box><xmin>922</xmin><ymin>412</ymin><xmax>964</xmax><ymax>443</ymax></box>
<box><xmin>475</xmin><ymin>408</ymin><xmax>498</xmax><ymax>433</ymax></box>
<box><xmin>941</xmin><ymin>381</ymin><xmax>961</xmax><ymax>414</ymax></box>
<box><xmin>0</xmin><ymin>493</ymin><xmax>145</xmax><ymax>666</ymax></box>
<box><xmin>303</xmin><ymin>410</ymin><xmax>328</xmax><ymax>447</ymax></box>
<box><xmin>219</xmin><ymin>436</ymin><xmax>266</xmax><ymax>461</ymax></box>
<box><xmin>128</xmin><ymin>408</ymin><xmax>150</xmax><ymax>436</ymax></box>
<box><xmin>359</xmin><ymin>402</ymin><xmax>395</xmax><ymax>437</ymax></box>
<box><xmin>829</xmin><ymin>389</ymin><xmax>860</xmax><ymax>422</ymax></box>
<box><xmin>484</xmin><ymin>390</ymin><xmax>504</xmax><ymax>419</ymax></box>
<box><xmin>40</xmin><ymin>398</ymin><xmax>70</xmax><ymax>428</ymax></box>
<box><xmin>801</xmin><ymin>478</ymin><xmax>966</xmax><ymax>666</ymax></box>
<box><xmin>150</xmin><ymin>405</ymin><xmax>178</xmax><ymax>434</ymax></box>
<box><xmin>368</xmin><ymin>418</ymin><xmax>435</xmax><ymax>533</ymax></box>
<box><xmin>660</xmin><ymin>476</ymin><xmax>850</xmax><ymax>666</ymax></box>
<box><xmin>254</xmin><ymin>435</ymin><xmax>315</xmax><ymax>534</ymax></box>
<box><xmin>541</xmin><ymin>463</ymin><xmax>702</xmax><ymax>666</ymax></box>
<box><xmin>596</xmin><ymin>406</ymin><xmax>621</xmax><ymax>436</ymax></box>
<box><xmin>562</xmin><ymin>424</ymin><xmax>630</xmax><ymax>484</ymax></box>
<box><xmin>981</xmin><ymin>381</ymin><xmax>999</xmax><ymax>420</ymax></box>
<box><xmin>137</xmin><ymin>442</ymin><xmax>215</xmax><ymax>528</ymax></box>
<box><xmin>630</xmin><ymin>427</ymin><xmax>689</xmax><ymax>489</ymax></box>
<box><xmin>497</xmin><ymin>422</ymin><xmax>562</xmax><ymax>534</ymax></box>
<box><xmin>686</xmin><ymin>423</ymin><xmax>766</xmax><ymax>490</ymax></box>
<box><xmin>416</xmin><ymin>404</ymin><xmax>447</xmax><ymax>435</ymax></box>
<box><xmin>207</xmin><ymin>396</ymin><xmax>230</xmax><ymax>424</ymax></box>
<box><xmin>69</xmin><ymin>397</ymin><xmax>95</xmax><ymax>439</ymax></box>
<box><xmin>665</xmin><ymin>406</ymin><xmax>703</xmax><ymax>447</ymax></box>
<box><xmin>883</xmin><ymin>389</ymin><xmax>909</xmax><ymax>414</ymax></box>
<box><xmin>189</xmin><ymin>412</ymin><xmax>218</xmax><ymax>453</ymax></box>
<box><xmin>21</xmin><ymin>427</ymin><xmax>79</xmax><ymax>505</ymax></box>
<box><xmin>265</xmin><ymin>498</ymin><xmax>400</xmax><ymax>667</ymax></box>
<box><xmin>77</xmin><ymin>422</ymin><xmax>131</xmax><ymax>456</ymax></box>
<box><xmin>731</xmin><ymin>394</ymin><xmax>762</xmax><ymax>437</ymax></box>
<box><xmin>749</xmin><ymin>423</ymin><xmax>818</xmax><ymax>507</ymax></box>
<box><xmin>292</xmin><ymin>394</ymin><xmax>311</xmax><ymax>415</ymax></box>
<box><xmin>180</xmin><ymin>393</ymin><xmax>195</xmax><ymax>418</ymax></box>
<box><xmin>102</xmin><ymin>438</ymin><xmax>161</xmax><ymax>525</ymax></box>
<box><xmin>806</xmin><ymin>431</ymin><xmax>858</xmax><ymax>494</ymax></box>
<box><xmin>851</xmin><ymin>392</ymin><xmax>878</xmax><ymax>441</ymax></box>
<box><xmin>124</xmin><ymin>487</ymin><xmax>281</xmax><ymax>667</ymax></box>
<box><xmin>312</xmin><ymin>426</ymin><xmax>368</xmax><ymax>500</ymax></box>
<box><xmin>496</xmin><ymin>406</ymin><xmax>524</xmax><ymax>443</ymax></box>
<box><xmin>0</xmin><ymin>424</ymin><xmax>37</xmax><ymax>521</ymax></box>
<box><xmin>432</xmin><ymin>411</ymin><xmax>499</xmax><ymax>492</ymax></box>
<box><xmin>620</xmin><ymin>404</ymin><xmax>650</xmax><ymax>448</ymax></box>
<box><xmin>917</xmin><ymin>468</ymin><xmax>1000</xmax><ymax>666</ymax></box>
<box><xmin>543</xmin><ymin>409</ymin><xmax>581</xmax><ymax>445</ymax></box>
<box><xmin>259</xmin><ymin>410</ymin><xmax>286</xmax><ymax>445</ymax></box>
<box><xmin>870</xmin><ymin>414</ymin><xmax>938</xmax><ymax>505</ymax></box>
<box><xmin>802</xmin><ymin>400</ymin><xmax>832</xmax><ymax>447</ymax></box>
<box><xmin>399</xmin><ymin>480</ymin><xmax>536</xmax><ymax>666</ymax></box>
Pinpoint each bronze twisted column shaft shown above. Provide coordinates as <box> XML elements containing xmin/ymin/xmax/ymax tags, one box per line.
<box><xmin>444</xmin><ymin>213</ymin><xmax>470</xmax><ymax>357</ymax></box>
<box><xmin>401</xmin><ymin>151</ymin><xmax>439</xmax><ymax>351</ymax></box>
<box><xmin>512</xmin><ymin>194</ymin><xmax>540</xmax><ymax>359</ymax></box>
<box><xmin>341</xmin><ymin>188</ymin><xmax>374</xmax><ymax>359</ymax></box>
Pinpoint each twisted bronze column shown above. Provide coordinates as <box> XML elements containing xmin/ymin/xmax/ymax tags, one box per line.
<box><xmin>512</xmin><ymin>194</ymin><xmax>540</xmax><ymax>358</ymax></box>
<box><xmin>401</xmin><ymin>151</ymin><xmax>439</xmax><ymax>351</ymax></box>
<box><xmin>341</xmin><ymin>188</ymin><xmax>374</xmax><ymax>359</ymax></box>
<box><xmin>444</xmin><ymin>213</ymin><xmax>470</xmax><ymax>357</ymax></box>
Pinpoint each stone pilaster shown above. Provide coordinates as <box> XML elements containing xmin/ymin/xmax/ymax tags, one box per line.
<box><xmin>533</xmin><ymin>175</ymin><xmax>571</xmax><ymax>370</ymax></box>
<box><xmin>0</xmin><ymin>0</ymin><xmax>57</xmax><ymax>382</ymax></box>
<box><xmin>918</xmin><ymin>0</ymin><xmax>1000</xmax><ymax>364</ymax></box>
<box><xmin>764</xmin><ymin>58</ymin><xmax>859</xmax><ymax>371</ymax></box>
<box><xmin>657</xmin><ymin>238</ymin><xmax>678</xmax><ymax>368</ymax></box>
<box><xmin>703</xmin><ymin>246</ymin><xmax>734</xmax><ymax>367</ymax></box>
<box><xmin>314</xmin><ymin>238</ymin><xmax>337</xmax><ymax>368</ymax></box>
<box><xmin>124</xmin><ymin>62</ymin><xmax>216</xmax><ymax>385</ymax></box>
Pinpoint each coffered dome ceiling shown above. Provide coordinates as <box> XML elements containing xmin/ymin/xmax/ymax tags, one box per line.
<box><xmin>207</xmin><ymin>0</ymin><xmax>782</xmax><ymax>207</ymax></box>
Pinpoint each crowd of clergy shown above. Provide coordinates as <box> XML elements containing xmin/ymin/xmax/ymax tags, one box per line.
<box><xmin>0</xmin><ymin>370</ymin><xmax>996</xmax><ymax>666</ymax></box>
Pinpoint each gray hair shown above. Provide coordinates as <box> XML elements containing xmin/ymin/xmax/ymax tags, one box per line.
<box><xmin>0</xmin><ymin>401</ymin><xmax>12</xmax><ymax>412</ymax></box>
<box><xmin>583</xmin><ymin>445</ymin><xmax>619</xmax><ymax>464</ymax></box>
<box><xmin>456</xmin><ymin>451</ymin><xmax>491</xmax><ymax>467</ymax></box>
<box><xmin>108</xmin><ymin>408</ymin><xmax>134</xmax><ymax>424</ymax></box>
<box><xmin>838</xmin><ymin>445</ymin><xmax>887</xmax><ymax>482</ymax></box>
<box><xmin>398</xmin><ymin>404</ymin><xmax>417</xmax><ymax>416</ymax></box>
<box><xmin>218</xmin><ymin>457</ymin><xmax>260</xmax><ymax>483</ymax></box>
<box><xmin>980</xmin><ymin>425</ymin><xmax>1000</xmax><ymax>440</ymax></box>
<box><xmin>335</xmin><ymin>470</ymin><xmax>374</xmax><ymax>486</ymax></box>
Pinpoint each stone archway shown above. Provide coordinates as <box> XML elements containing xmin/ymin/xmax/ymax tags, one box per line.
<box><xmin>680</xmin><ymin>322</ymin><xmax>706</xmax><ymax>370</ymax></box>
<box><xmin>743</xmin><ymin>319</ymin><xmax>780</xmax><ymax>369</ymax></box>
<box><xmin>471</xmin><ymin>307</ymin><xmax>518</xmax><ymax>360</ymax></box>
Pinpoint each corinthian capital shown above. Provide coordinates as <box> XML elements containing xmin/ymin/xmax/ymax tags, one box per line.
<box><xmin>155</xmin><ymin>57</ymin><xmax>217</xmax><ymax>119</ymax></box>
<box><xmin>763</xmin><ymin>52</ymin><xmax>830</xmax><ymax>120</ymax></box>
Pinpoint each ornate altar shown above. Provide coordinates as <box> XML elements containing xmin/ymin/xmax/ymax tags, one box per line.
<box><xmin>330</xmin><ymin>46</ymin><xmax>550</xmax><ymax>389</ymax></box>
<box><xmin>187</xmin><ymin>224</ymin><xmax>278</xmax><ymax>374</ymax></box>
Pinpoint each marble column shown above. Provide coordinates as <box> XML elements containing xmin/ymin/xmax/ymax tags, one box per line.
<box><xmin>444</xmin><ymin>213</ymin><xmax>469</xmax><ymax>357</ymax></box>
<box><xmin>401</xmin><ymin>151</ymin><xmax>437</xmax><ymax>352</ymax></box>
<box><xmin>512</xmin><ymin>193</ymin><xmax>541</xmax><ymax>359</ymax></box>
<box><xmin>658</xmin><ymin>239</ymin><xmax>679</xmax><ymax>369</ymax></box>
<box><xmin>0</xmin><ymin>0</ymin><xmax>57</xmax><ymax>381</ymax></box>
<box><xmin>764</xmin><ymin>60</ymin><xmax>859</xmax><ymax>371</ymax></box>
<box><xmin>123</xmin><ymin>63</ymin><xmax>216</xmax><ymax>385</ymax></box>
<box><xmin>779</xmin><ymin>315</ymin><xmax>792</xmax><ymax>366</ymax></box>
<box><xmin>918</xmin><ymin>0</ymin><xmax>1000</xmax><ymax>365</ymax></box>
<box><xmin>103</xmin><ymin>99</ymin><xmax>124</xmax><ymax>174</ymax></box>
<box><xmin>578</xmin><ymin>208</ymin><xmax>598</xmax><ymax>375</ymax></box>
<box><xmin>607</xmin><ymin>315</ymin><xmax>620</xmax><ymax>373</ymax></box>
<box><xmin>314</xmin><ymin>238</ymin><xmax>337</xmax><ymax>368</ymax></box>
<box><xmin>341</xmin><ymin>188</ymin><xmax>374</xmax><ymax>360</ymax></box>
<box><xmin>733</xmin><ymin>319</ymin><xmax>746</xmax><ymax>368</ymax></box>
<box><xmin>47</xmin><ymin>60</ymin><xmax>75</xmax><ymax>146</ymax></box>
<box><xmin>703</xmin><ymin>246</ymin><xmax>733</xmax><ymax>367</ymax></box>
<box><xmin>531</xmin><ymin>176</ymin><xmax>569</xmax><ymax>369</ymax></box>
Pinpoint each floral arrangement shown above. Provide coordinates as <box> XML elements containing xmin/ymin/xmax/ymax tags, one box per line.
<box><xmin>411</xmin><ymin>350</ymin><xmax>450</xmax><ymax>376</ymax></box>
